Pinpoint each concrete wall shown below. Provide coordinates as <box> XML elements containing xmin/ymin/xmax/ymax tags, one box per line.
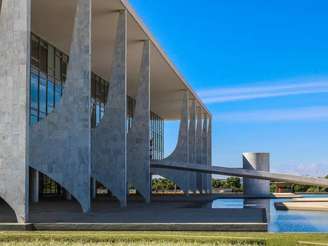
<box><xmin>29</xmin><ymin>0</ymin><xmax>92</xmax><ymax>212</ymax></box>
<box><xmin>92</xmin><ymin>11</ymin><xmax>128</xmax><ymax>207</ymax></box>
<box><xmin>0</xmin><ymin>0</ymin><xmax>30</xmax><ymax>223</ymax></box>
<box><xmin>243</xmin><ymin>153</ymin><xmax>270</xmax><ymax>197</ymax></box>
<box><xmin>127</xmin><ymin>40</ymin><xmax>151</xmax><ymax>203</ymax></box>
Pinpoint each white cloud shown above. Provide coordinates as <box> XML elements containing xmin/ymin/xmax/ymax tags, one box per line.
<box><xmin>215</xmin><ymin>106</ymin><xmax>328</xmax><ymax>123</ymax></box>
<box><xmin>272</xmin><ymin>163</ymin><xmax>328</xmax><ymax>177</ymax></box>
<box><xmin>198</xmin><ymin>78</ymin><xmax>328</xmax><ymax>104</ymax></box>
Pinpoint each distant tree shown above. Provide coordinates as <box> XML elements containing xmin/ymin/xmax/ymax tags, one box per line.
<box><xmin>152</xmin><ymin>178</ymin><xmax>177</xmax><ymax>192</ymax></box>
<box><xmin>270</xmin><ymin>183</ymin><xmax>277</xmax><ymax>193</ymax></box>
<box><xmin>212</xmin><ymin>179</ymin><xmax>220</xmax><ymax>189</ymax></box>
<box><xmin>226</xmin><ymin>177</ymin><xmax>241</xmax><ymax>189</ymax></box>
<box><xmin>222</xmin><ymin>177</ymin><xmax>241</xmax><ymax>191</ymax></box>
<box><xmin>291</xmin><ymin>184</ymin><xmax>309</xmax><ymax>193</ymax></box>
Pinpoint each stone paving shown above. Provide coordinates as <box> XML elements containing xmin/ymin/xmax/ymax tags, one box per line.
<box><xmin>0</xmin><ymin>196</ymin><xmax>265</xmax><ymax>224</ymax></box>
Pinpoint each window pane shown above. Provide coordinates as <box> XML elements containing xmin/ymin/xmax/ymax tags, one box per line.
<box><xmin>39</xmin><ymin>74</ymin><xmax>47</xmax><ymax>119</ymax></box>
<box><xmin>54</xmin><ymin>80</ymin><xmax>62</xmax><ymax>106</ymax></box>
<box><xmin>30</xmin><ymin>108</ymin><xmax>38</xmax><ymax>125</ymax></box>
<box><xmin>39</xmin><ymin>42</ymin><xmax>48</xmax><ymax>74</ymax></box>
<box><xmin>62</xmin><ymin>55</ymin><xmax>68</xmax><ymax>77</ymax></box>
<box><xmin>96</xmin><ymin>103</ymin><xmax>101</xmax><ymax>126</ymax></box>
<box><xmin>30</xmin><ymin>70</ymin><xmax>39</xmax><ymax>111</ymax></box>
<box><xmin>55</xmin><ymin>51</ymin><xmax>61</xmax><ymax>80</ymax></box>
<box><xmin>31</xmin><ymin>35</ymin><xmax>39</xmax><ymax>67</ymax></box>
<box><xmin>47</xmin><ymin>78</ymin><xmax>54</xmax><ymax>114</ymax></box>
<box><xmin>48</xmin><ymin>46</ymin><xmax>55</xmax><ymax>77</ymax></box>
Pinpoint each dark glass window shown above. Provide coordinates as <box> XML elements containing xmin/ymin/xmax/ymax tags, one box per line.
<box><xmin>39</xmin><ymin>75</ymin><xmax>47</xmax><ymax>119</ymax></box>
<box><xmin>91</xmin><ymin>73</ymin><xmax>108</xmax><ymax>128</ymax></box>
<box><xmin>150</xmin><ymin>112</ymin><xmax>164</xmax><ymax>160</ymax></box>
<box><xmin>31</xmin><ymin>36</ymin><xmax>39</xmax><ymax>68</ymax></box>
<box><xmin>40</xmin><ymin>174</ymin><xmax>64</xmax><ymax>198</ymax></box>
<box><xmin>55</xmin><ymin>51</ymin><xmax>61</xmax><ymax>81</ymax></box>
<box><xmin>39</xmin><ymin>41</ymin><xmax>48</xmax><ymax>74</ymax></box>
<box><xmin>47</xmin><ymin>79</ymin><xmax>55</xmax><ymax>114</ymax></box>
<box><xmin>30</xmin><ymin>70</ymin><xmax>38</xmax><ymax>113</ymax></box>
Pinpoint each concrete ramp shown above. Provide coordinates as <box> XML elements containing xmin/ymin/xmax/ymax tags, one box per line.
<box><xmin>151</xmin><ymin>161</ymin><xmax>328</xmax><ymax>188</ymax></box>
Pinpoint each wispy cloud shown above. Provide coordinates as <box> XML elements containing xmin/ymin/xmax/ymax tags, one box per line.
<box><xmin>198</xmin><ymin>78</ymin><xmax>328</xmax><ymax>104</ymax></box>
<box><xmin>272</xmin><ymin>163</ymin><xmax>328</xmax><ymax>177</ymax></box>
<box><xmin>215</xmin><ymin>106</ymin><xmax>328</xmax><ymax>123</ymax></box>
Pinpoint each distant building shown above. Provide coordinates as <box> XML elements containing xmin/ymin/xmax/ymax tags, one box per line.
<box><xmin>274</xmin><ymin>182</ymin><xmax>292</xmax><ymax>193</ymax></box>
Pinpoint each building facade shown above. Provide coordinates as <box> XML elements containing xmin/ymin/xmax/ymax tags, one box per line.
<box><xmin>0</xmin><ymin>0</ymin><xmax>212</xmax><ymax>223</ymax></box>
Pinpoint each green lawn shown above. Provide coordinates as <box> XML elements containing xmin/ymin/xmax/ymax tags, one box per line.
<box><xmin>0</xmin><ymin>231</ymin><xmax>327</xmax><ymax>246</ymax></box>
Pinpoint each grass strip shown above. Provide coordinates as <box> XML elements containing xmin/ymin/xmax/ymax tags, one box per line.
<box><xmin>0</xmin><ymin>232</ymin><xmax>328</xmax><ymax>246</ymax></box>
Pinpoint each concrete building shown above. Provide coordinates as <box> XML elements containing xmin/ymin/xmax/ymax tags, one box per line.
<box><xmin>0</xmin><ymin>0</ymin><xmax>212</xmax><ymax>222</ymax></box>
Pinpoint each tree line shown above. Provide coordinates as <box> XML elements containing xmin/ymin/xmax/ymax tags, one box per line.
<box><xmin>152</xmin><ymin>175</ymin><xmax>328</xmax><ymax>193</ymax></box>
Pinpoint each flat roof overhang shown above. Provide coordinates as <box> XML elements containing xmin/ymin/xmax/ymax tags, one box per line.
<box><xmin>31</xmin><ymin>0</ymin><xmax>210</xmax><ymax>120</ymax></box>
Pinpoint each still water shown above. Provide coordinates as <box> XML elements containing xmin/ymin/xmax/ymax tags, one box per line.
<box><xmin>211</xmin><ymin>194</ymin><xmax>328</xmax><ymax>232</ymax></box>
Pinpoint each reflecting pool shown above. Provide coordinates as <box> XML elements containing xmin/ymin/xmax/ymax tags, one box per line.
<box><xmin>211</xmin><ymin>194</ymin><xmax>328</xmax><ymax>232</ymax></box>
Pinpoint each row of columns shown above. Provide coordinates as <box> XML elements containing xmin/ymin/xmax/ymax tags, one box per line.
<box><xmin>190</xmin><ymin>99</ymin><xmax>212</xmax><ymax>193</ymax></box>
<box><xmin>153</xmin><ymin>91</ymin><xmax>212</xmax><ymax>194</ymax></box>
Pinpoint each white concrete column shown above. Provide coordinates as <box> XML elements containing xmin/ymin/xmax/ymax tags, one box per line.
<box><xmin>31</xmin><ymin>170</ymin><xmax>39</xmax><ymax>203</ymax></box>
<box><xmin>206</xmin><ymin>116</ymin><xmax>212</xmax><ymax>193</ymax></box>
<box><xmin>91</xmin><ymin>178</ymin><xmax>97</xmax><ymax>199</ymax></box>
<box><xmin>195</xmin><ymin>106</ymin><xmax>203</xmax><ymax>193</ymax></box>
<box><xmin>92</xmin><ymin>10</ymin><xmax>128</xmax><ymax>207</ymax></box>
<box><xmin>0</xmin><ymin>0</ymin><xmax>31</xmax><ymax>223</ymax></box>
<box><xmin>188</xmin><ymin>99</ymin><xmax>197</xmax><ymax>192</ymax></box>
<box><xmin>243</xmin><ymin>153</ymin><xmax>270</xmax><ymax>197</ymax></box>
<box><xmin>201</xmin><ymin>115</ymin><xmax>208</xmax><ymax>193</ymax></box>
<box><xmin>127</xmin><ymin>40</ymin><xmax>151</xmax><ymax>203</ymax></box>
<box><xmin>29</xmin><ymin>0</ymin><xmax>92</xmax><ymax>213</ymax></box>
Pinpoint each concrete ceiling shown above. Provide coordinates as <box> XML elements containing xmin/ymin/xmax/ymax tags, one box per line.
<box><xmin>31</xmin><ymin>0</ymin><xmax>210</xmax><ymax>119</ymax></box>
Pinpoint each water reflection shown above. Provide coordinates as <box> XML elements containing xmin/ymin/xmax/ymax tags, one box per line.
<box><xmin>244</xmin><ymin>199</ymin><xmax>270</xmax><ymax>222</ymax></box>
<box><xmin>211</xmin><ymin>195</ymin><xmax>328</xmax><ymax>232</ymax></box>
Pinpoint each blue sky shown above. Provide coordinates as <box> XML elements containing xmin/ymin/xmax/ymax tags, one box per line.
<box><xmin>129</xmin><ymin>0</ymin><xmax>328</xmax><ymax>177</ymax></box>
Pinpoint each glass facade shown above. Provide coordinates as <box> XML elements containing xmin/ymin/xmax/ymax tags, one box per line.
<box><xmin>30</xmin><ymin>33</ymin><xmax>164</xmax><ymax>196</ymax></box>
<box><xmin>150</xmin><ymin>112</ymin><xmax>164</xmax><ymax>160</ymax></box>
<box><xmin>91</xmin><ymin>73</ymin><xmax>108</xmax><ymax>127</ymax></box>
<box><xmin>30</xmin><ymin>34</ymin><xmax>67</xmax><ymax>124</ymax></box>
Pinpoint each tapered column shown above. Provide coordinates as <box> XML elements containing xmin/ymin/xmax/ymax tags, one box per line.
<box><xmin>30</xmin><ymin>0</ymin><xmax>92</xmax><ymax>212</ymax></box>
<box><xmin>91</xmin><ymin>178</ymin><xmax>96</xmax><ymax>199</ymax></box>
<box><xmin>243</xmin><ymin>153</ymin><xmax>270</xmax><ymax>197</ymax></box>
<box><xmin>92</xmin><ymin>10</ymin><xmax>127</xmax><ymax>207</ymax></box>
<box><xmin>0</xmin><ymin>0</ymin><xmax>30</xmax><ymax>223</ymax></box>
<box><xmin>30</xmin><ymin>170</ymin><xmax>39</xmax><ymax>203</ymax></box>
<box><xmin>152</xmin><ymin>91</ymin><xmax>190</xmax><ymax>193</ymax></box>
<box><xmin>128</xmin><ymin>40</ymin><xmax>151</xmax><ymax>203</ymax></box>
<box><xmin>201</xmin><ymin>116</ymin><xmax>208</xmax><ymax>193</ymax></box>
<box><xmin>195</xmin><ymin>107</ymin><xmax>203</xmax><ymax>192</ymax></box>
<box><xmin>188</xmin><ymin>100</ymin><xmax>197</xmax><ymax>192</ymax></box>
<box><xmin>206</xmin><ymin>116</ymin><xmax>212</xmax><ymax>193</ymax></box>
